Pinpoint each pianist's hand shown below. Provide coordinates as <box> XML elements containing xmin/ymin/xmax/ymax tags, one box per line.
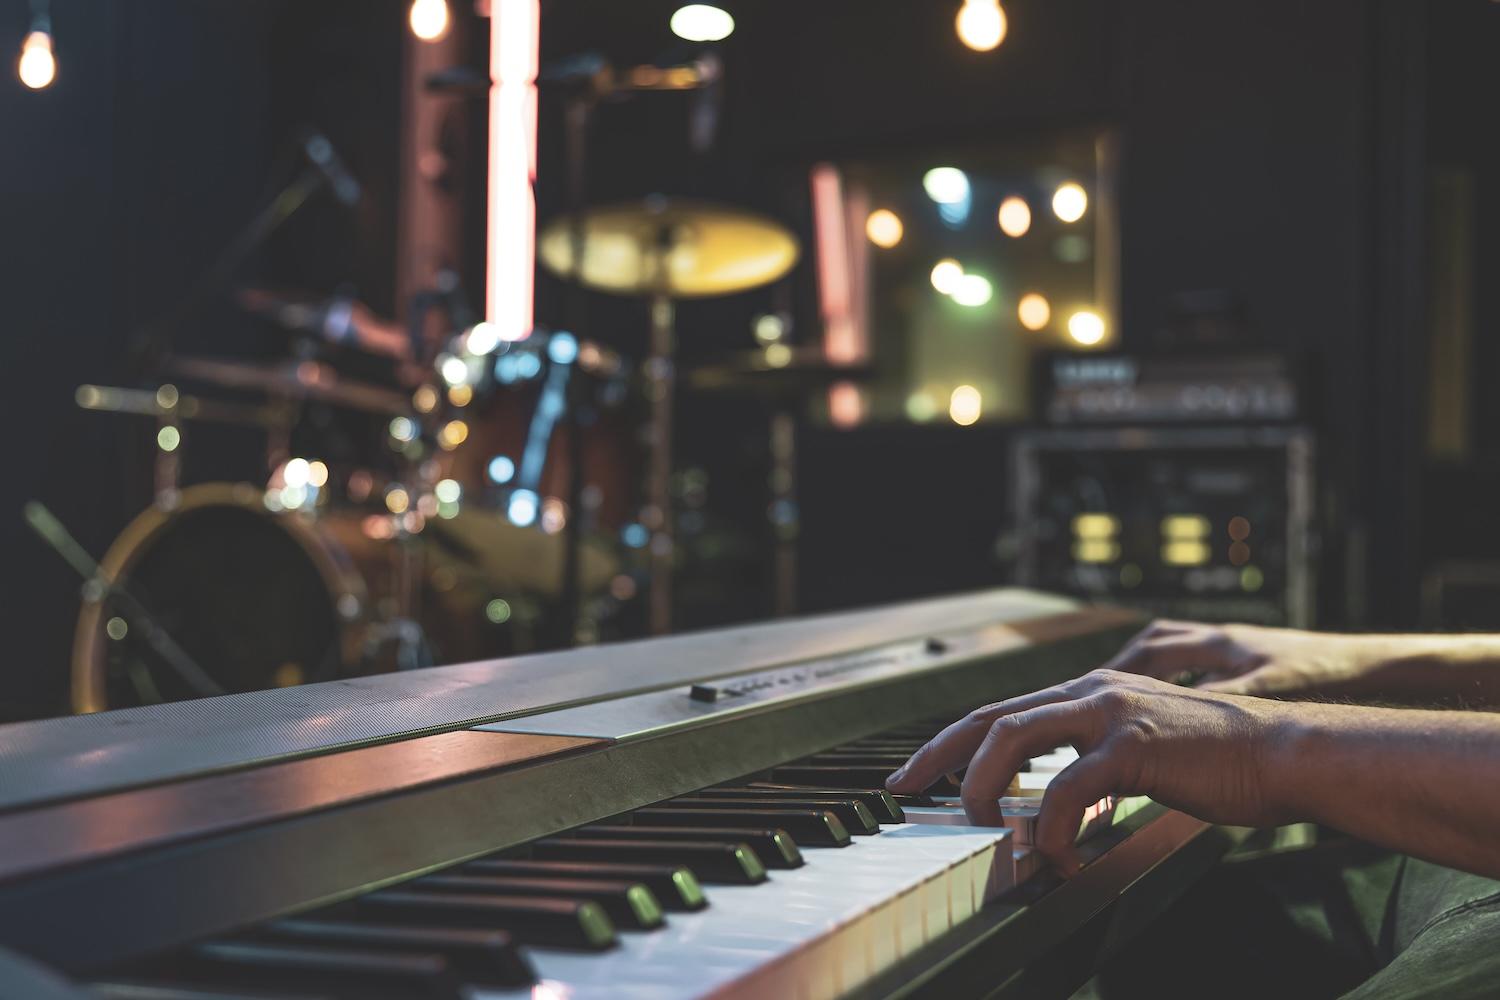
<box><xmin>885</xmin><ymin>670</ymin><xmax>1292</xmax><ymax>875</ymax></box>
<box><xmin>1096</xmin><ymin>619</ymin><xmax>1377</xmax><ymax>696</ymax></box>
<box><xmin>1103</xmin><ymin>619</ymin><xmax>1500</xmax><ymax>705</ymax></box>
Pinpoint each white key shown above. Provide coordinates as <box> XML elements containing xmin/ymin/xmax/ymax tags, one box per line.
<box><xmin>1028</xmin><ymin>746</ymin><xmax>1081</xmax><ymax>773</ymax></box>
<box><xmin>477</xmin><ymin>824</ymin><xmax>1013</xmax><ymax>1000</ymax></box>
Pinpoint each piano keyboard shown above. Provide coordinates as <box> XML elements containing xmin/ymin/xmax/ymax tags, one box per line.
<box><xmin>0</xmin><ymin>589</ymin><xmax>1232</xmax><ymax>1000</ymax></box>
<box><xmin>85</xmin><ymin>723</ymin><xmax>1095</xmax><ymax>1000</ymax></box>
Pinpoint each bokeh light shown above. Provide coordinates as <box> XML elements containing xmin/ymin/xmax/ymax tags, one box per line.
<box><xmin>1017</xmin><ymin>293</ymin><xmax>1051</xmax><ymax>330</ymax></box>
<box><xmin>1067</xmin><ymin>309</ymin><xmax>1107</xmax><ymax>346</ymax></box>
<box><xmin>952</xmin><ymin>274</ymin><xmax>994</xmax><ymax>307</ymax></box>
<box><xmin>997</xmin><ymin>196</ymin><xmax>1031</xmax><ymax>238</ymax></box>
<box><xmin>922</xmin><ymin>167</ymin><xmax>970</xmax><ymax>206</ymax></box>
<box><xmin>930</xmin><ymin>259</ymin><xmax>964</xmax><ymax>294</ymax></box>
<box><xmin>949</xmin><ymin>385</ymin><xmax>983</xmax><ymax>426</ymax></box>
<box><xmin>865</xmin><ymin>209</ymin><xmax>904</xmax><ymax>249</ymax></box>
<box><xmin>1052</xmin><ymin>182</ymin><xmax>1089</xmax><ymax>223</ymax></box>
<box><xmin>488</xmin><ymin>455</ymin><xmax>516</xmax><ymax>484</ymax></box>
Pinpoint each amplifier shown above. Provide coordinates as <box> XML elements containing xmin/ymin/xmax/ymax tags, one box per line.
<box><xmin>1039</xmin><ymin>353</ymin><xmax>1301</xmax><ymax>425</ymax></box>
<box><xmin>1010</xmin><ymin>426</ymin><xmax>1315</xmax><ymax>627</ymax></box>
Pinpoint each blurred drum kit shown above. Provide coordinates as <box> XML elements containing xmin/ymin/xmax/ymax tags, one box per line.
<box><xmin>55</xmin><ymin>197</ymin><xmax>807</xmax><ymax>712</ymax></box>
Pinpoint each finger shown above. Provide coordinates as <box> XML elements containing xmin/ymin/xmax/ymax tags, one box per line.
<box><xmin>960</xmin><ymin>702</ymin><xmax>1097</xmax><ymax>826</ymax></box>
<box><xmin>885</xmin><ymin>714</ymin><xmax>990</xmax><ymax>793</ymax></box>
<box><xmin>965</xmin><ymin>680</ymin><xmax>1084</xmax><ymax>724</ymax></box>
<box><xmin>886</xmin><ymin>682</ymin><xmax>1081</xmax><ymax>793</ymax></box>
<box><xmin>1104</xmin><ymin>633</ymin><xmax>1228</xmax><ymax>680</ymax></box>
<box><xmin>1034</xmin><ymin>751</ymin><xmax>1125</xmax><ymax>877</ymax></box>
<box><xmin>1097</xmin><ymin>620</ymin><xmax>1197</xmax><ymax>671</ymax></box>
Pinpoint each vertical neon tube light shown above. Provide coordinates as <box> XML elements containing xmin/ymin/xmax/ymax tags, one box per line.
<box><xmin>810</xmin><ymin>163</ymin><xmax>866</xmax><ymax>427</ymax></box>
<box><xmin>487</xmin><ymin>0</ymin><xmax>540</xmax><ymax>341</ymax></box>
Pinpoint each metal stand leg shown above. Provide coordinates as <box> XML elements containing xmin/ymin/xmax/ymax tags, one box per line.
<box><xmin>646</xmin><ymin>293</ymin><xmax>676</xmax><ymax>634</ymax></box>
<box><xmin>770</xmin><ymin>410</ymin><xmax>798</xmax><ymax>617</ymax></box>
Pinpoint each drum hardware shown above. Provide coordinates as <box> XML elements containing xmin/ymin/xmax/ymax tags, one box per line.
<box><xmin>235</xmin><ymin>287</ymin><xmax>415</xmax><ymax>365</ymax></box>
<box><xmin>75</xmin><ymin>383</ymin><xmax>299</xmax><ymax>500</ymax></box>
<box><xmin>162</xmin><ymin>356</ymin><xmax>414</xmax><ymax>417</ymax></box>
<box><xmin>538</xmin><ymin>199</ymin><xmax>801</xmax><ymax>633</ymax></box>
<box><xmin>131</xmin><ymin>130</ymin><xmax>362</xmax><ymax>378</ymax></box>
<box><xmin>23</xmin><ymin>501</ymin><xmax>223</xmax><ymax>708</ymax></box>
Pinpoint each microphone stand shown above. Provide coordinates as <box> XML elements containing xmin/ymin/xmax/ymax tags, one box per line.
<box><xmin>131</xmin><ymin>137</ymin><xmax>350</xmax><ymax>378</ymax></box>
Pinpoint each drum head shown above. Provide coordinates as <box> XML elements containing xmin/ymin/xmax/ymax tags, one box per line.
<box><xmin>85</xmin><ymin>499</ymin><xmax>345</xmax><ymax>708</ymax></box>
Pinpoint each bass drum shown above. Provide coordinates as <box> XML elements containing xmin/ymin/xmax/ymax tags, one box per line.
<box><xmin>72</xmin><ymin>483</ymin><xmax>380</xmax><ymax>713</ymax></box>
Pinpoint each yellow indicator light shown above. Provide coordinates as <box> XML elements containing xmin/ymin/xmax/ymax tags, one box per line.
<box><xmin>1162</xmin><ymin>540</ymin><xmax>1211</xmax><ymax>566</ymax></box>
<box><xmin>1161</xmin><ymin>514</ymin><xmax>1211</xmax><ymax>539</ymax></box>
<box><xmin>1072</xmin><ymin>513</ymin><xmax>1119</xmax><ymax>539</ymax></box>
<box><xmin>1073</xmin><ymin>539</ymin><xmax>1120</xmax><ymax>564</ymax></box>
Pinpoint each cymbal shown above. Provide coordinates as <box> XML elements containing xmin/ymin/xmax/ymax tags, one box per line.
<box><xmin>165</xmin><ymin>356</ymin><xmax>412</xmax><ymax>417</ymax></box>
<box><xmin>537</xmin><ymin>198</ymin><xmax>800</xmax><ymax>299</ymax></box>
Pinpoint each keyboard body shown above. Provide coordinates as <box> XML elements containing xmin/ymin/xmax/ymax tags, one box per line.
<box><xmin>0</xmin><ymin>588</ymin><xmax>1244</xmax><ymax>998</ymax></box>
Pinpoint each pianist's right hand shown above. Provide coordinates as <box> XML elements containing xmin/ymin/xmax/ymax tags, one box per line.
<box><xmin>887</xmin><ymin>668</ymin><xmax>1500</xmax><ymax>881</ymax></box>
<box><xmin>886</xmin><ymin>670</ymin><xmax>1293</xmax><ymax>874</ymax></box>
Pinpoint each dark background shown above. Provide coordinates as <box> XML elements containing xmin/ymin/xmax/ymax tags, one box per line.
<box><xmin>3</xmin><ymin>0</ymin><xmax>1497</xmax><ymax>722</ymax></box>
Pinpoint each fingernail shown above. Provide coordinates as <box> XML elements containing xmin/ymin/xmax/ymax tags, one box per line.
<box><xmin>886</xmin><ymin>764</ymin><xmax>908</xmax><ymax>787</ymax></box>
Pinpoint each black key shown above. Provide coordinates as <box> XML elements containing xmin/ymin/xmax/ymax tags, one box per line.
<box><xmin>737</xmin><ymin>783</ymin><xmax>906</xmax><ymax>823</ymax></box>
<box><xmin>890</xmin><ymin>792</ymin><xmax>938</xmax><ymax>807</ymax></box>
<box><xmin>413</xmin><ymin>875</ymin><xmax>664</xmax><ymax>930</ymax></box>
<box><xmin>359</xmin><ymin>891</ymin><xmax>616</xmax><ymax>951</ymax></box>
<box><xmin>803</xmin><ymin>753</ymin><xmax>919</xmax><ymax>767</ymax></box>
<box><xmin>170</xmin><ymin>941</ymin><xmax>459</xmax><ymax>999</ymax></box>
<box><xmin>462</xmin><ymin>859</ymin><xmax>707</xmax><ymax>911</ymax></box>
<box><xmin>633</xmin><ymin>808</ymin><xmax>852</xmax><ymax>847</ymax></box>
<box><xmin>577</xmin><ymin>824</ymin><xmax>804</xmax><ymax>869</ymax></box>
<box><xmin>772</xmin><ymin>765</ymin><xmax>958</xmax><ymax>795</ymax></box>
<box><xmin>531</xmin><ymin>838</ymin><xmax>767</xmax><ymax>885</ymax></box>
<box><xmin>665</xmin><ymin>796</ymin><xmax>879</xmax><ymax>835</ymax></box>
<box><xmin>260</xmin><ymin>920</ymin><xmax>533</xmax><ymax>988</ymax></box>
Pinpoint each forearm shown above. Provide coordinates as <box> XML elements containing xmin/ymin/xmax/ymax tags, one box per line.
<box><xmin>1331</xmin><ymin>634</ymin><xmax>1500</xmax><ymax>706</ymax></box>
<box><xmin>1270</xmin><ymin>702</ymin><xmax>1500</xmax><ymax>878</ymax></box>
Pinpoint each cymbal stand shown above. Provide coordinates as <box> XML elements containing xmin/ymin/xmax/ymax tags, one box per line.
<box><xmin>646</xmin><ymin>275</ymin><xmax>676</xmax><ymax>635</ymax></box>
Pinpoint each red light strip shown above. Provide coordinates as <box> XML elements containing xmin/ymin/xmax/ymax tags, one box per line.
<box><xmin>487</xmin><ymin>0</ymin><xmax>540</xmax><ymax>341</ymax></box>
<box><xmin>810</xmin><ymin>163</ymin><xmax>867</xmax><ymax>426</ymax></box>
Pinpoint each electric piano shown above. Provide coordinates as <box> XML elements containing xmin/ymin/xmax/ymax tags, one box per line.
<box><xmin>0</xmin><ymin>589</ymin><xmax>1247</xmax><ymax>999</ymax></box>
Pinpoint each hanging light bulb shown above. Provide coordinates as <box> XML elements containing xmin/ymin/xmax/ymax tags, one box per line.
<box><xmin>409</xmin><ymin>0</ymin><xmax>451</xmax><ymax>42</ymax></box>
<box><xmin>18</xmin><ymin>1</ymin><xmax>56</xmax><ymax>92</ymax></box>
<box><xmin>956</xmin><ymin>0</ymin><xmax>1007</xmax><ymax>53</ymax></box>
<box><xmin>670</xmin><ymin>5</ymin><xmax>735</xmax><ymax>43</ymax></box>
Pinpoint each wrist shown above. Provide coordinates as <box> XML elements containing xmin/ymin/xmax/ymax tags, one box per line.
<box><xmin>1254</xmin><ymin>701</ymin><xmax>1326</xmax><ymax>823</ymax></box>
